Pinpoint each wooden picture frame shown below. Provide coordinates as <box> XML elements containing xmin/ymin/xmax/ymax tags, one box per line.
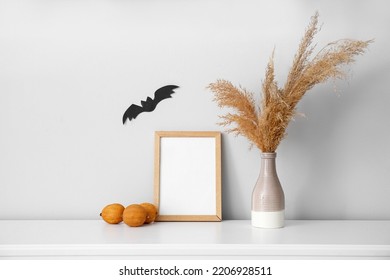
<box><xmin>154</xmin><ymin>131</ymin><xmax>222</xmax><ymax>221</ymax></box>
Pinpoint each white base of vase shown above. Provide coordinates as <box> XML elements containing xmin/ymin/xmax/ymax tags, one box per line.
<box><xmin>251</xmin><ymin>210</ymin><xmax>285</xmax><ymax>228</ymax></box>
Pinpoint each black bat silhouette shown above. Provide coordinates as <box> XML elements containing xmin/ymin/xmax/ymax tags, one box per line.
<box><xmin>122</xmin><ymin>85</ymin><xmax>179</xmax><ymax>124</ymax></box>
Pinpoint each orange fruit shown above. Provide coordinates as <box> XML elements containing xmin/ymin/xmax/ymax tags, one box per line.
<box><xmin>123</xmin><ymin>204</ymin><xmax>147</xmax><ymax>227</ymax></box>
<box><xmin>140</xmin><ymin>203</ymin><xmax>158</xmax><ymax>224</ymax></box>
<box><xmin>100</xmin><ymin>203</ymin><xmax>125</xmax><ymax>224</ymax></box>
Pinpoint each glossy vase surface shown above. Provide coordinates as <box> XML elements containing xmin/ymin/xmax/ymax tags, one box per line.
<box><xmin>251</xmin><ymin>152</ymin><xmax>285</xmax><ymax>228</ymax></box>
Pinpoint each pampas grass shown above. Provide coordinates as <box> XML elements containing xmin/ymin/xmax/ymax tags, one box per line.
<box><xmin>208</xmin><ymin>12</ymin><xmax>372</xmax><ymax>152</ymax></box>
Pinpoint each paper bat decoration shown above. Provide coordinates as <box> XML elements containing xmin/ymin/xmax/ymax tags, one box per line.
<box><xmin>122</xmin><ymin>85</ymin><xmax>179</xmax><ymax>124</ymax></box>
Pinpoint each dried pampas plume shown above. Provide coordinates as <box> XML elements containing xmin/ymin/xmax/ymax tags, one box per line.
<box><xmin>208</xmin><ymin>12</ymin><xmax>373</xmax><ymax>152</ymax></box>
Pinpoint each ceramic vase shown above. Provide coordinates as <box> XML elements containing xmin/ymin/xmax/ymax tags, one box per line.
<box><xmin>251</xmin><ymin>152</ymin><xmax>285</xmax><ymax>228</ymax></box>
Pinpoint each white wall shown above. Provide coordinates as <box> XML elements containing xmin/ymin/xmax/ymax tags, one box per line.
<box><xmin>1</xmin><ymin>0</ymin><xmax>389</xmax><ymax>220</ymax></box>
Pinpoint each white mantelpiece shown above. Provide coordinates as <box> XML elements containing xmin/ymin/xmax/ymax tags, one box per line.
<box><xmin>1</xmin><ymin>220</ymin><xmax>389</xmax><ymax>259</ymax></box>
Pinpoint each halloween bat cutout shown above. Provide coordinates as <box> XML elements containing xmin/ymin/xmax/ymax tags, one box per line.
<box><xmin>122</xmin><ymin>85</ymin><xmax>179</xmax><ymax>124</ymax></box>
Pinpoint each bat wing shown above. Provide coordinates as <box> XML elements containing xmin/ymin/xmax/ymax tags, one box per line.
<box><xmin>122</xmin><ymin>104</ymin><xmax>145</xmax><ymax>124</ymax></box>
<box><xmin>152</xmin><ymin>85</ymin><xmax>179</xmax><ymax>105</ymax></box>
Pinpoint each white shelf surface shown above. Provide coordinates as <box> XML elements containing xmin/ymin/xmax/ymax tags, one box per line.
<box><xmin>1</xmin><ymin>220</ymin><xmax>390</xmax><ymax>259</ymax></box>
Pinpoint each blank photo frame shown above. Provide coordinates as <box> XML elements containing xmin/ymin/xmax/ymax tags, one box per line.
<box><xmin>154</xmin><ymin>131</ymin><xmax>222</xmax><ymax>221</ymax></box>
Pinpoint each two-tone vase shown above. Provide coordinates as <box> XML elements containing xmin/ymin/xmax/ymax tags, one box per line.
<box><xmin>251</xmin><ymin>152</ymin><xmax>285</xmax><ymax>228</ymax></box>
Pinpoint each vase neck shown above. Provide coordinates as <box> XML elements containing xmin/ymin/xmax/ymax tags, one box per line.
<box><xmin>260</xmin><ymin>152</ymin><xmax>277</xmax><ymax>177</ymax></box>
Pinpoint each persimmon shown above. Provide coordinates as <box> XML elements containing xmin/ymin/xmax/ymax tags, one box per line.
<box><xmin>100</xmin><ymin>203</ymin><xmax>125</xmax><ymax>224</ymax></box>
<box><xmin>123</xmin><ymin>204</ymin><xmax>147</xmax><ymax>227</ymax></box>
<box><xmin>140</xmin><ymin>203</ymin><xmax>158</xmax><ymax>224</ymax></box>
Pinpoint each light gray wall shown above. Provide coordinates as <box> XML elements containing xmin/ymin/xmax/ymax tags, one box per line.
<box><xmin>1</xmin><ymin>0</ymin><xmax>389</xmax><ymax>220</ymax></box>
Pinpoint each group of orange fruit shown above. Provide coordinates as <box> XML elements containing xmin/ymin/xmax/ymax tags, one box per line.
<box><xmin>100</xmin><ymin>202</ymin><xmax>158</xmax><ymax>227</ymax></box>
